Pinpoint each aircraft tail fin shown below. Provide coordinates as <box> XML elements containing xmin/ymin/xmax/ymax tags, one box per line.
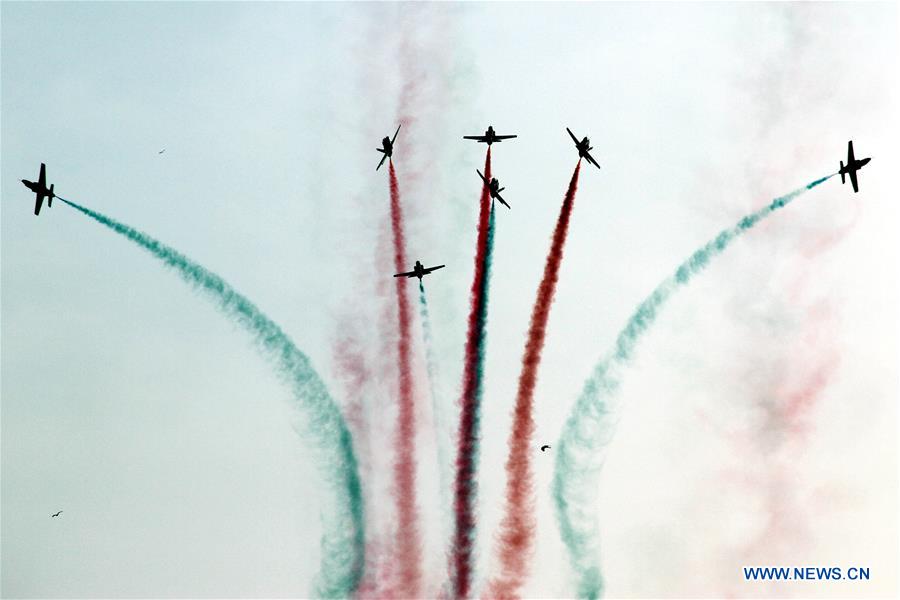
<box><xmin>840</xmin><ymin>161</ymin><xmax>845</xmax><ymax>184</ymax></box>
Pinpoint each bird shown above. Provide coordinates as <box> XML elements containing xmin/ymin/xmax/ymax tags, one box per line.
<box><xmin>540</xmin><ymin>445</ymin><xmax>551</xmax><ymax>452</ymax></box>
<box><xmin>158</xmin><ymin>149</ymin><xmax>166</xmax><ymax>154</ymax></box>
<box><xmin>51</xmin><ymin>511</ymin><xmax>63</xmax><ymax>518</ymax></box>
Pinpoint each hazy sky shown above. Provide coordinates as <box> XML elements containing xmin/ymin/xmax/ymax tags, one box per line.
<box><xmin>2</xmin><ymin>2</ymin><xmax>897</xmax><ymax>598</ymax></box>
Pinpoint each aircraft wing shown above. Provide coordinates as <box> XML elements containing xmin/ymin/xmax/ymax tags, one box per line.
<box><xmin>422</xmin><ymin>265</ymin><xmax>445</xmax><ymax>275</ymax></box>
<box><xmin>583</xmin><ymin>150</ymin><xmax>602</xmax><ymax>170</ymax></box>
<box><xmin>495</xmin><ymin>192</ymin><xmax>511</xmax><ymax>209</ymax></box>
<box><xmin>495</xmin><ymin>135</ymin><xmax>517</xmax><ymax>141</ymax></box>
<box><xmin>463</xmin><ymin>135</ymin><xmax>488</xmax><ymax>142</ymax></box>
<box><xmin>847</xmin><ymin>140</ymin><xmax>855</xmax><ymax>164</ymax></box>
<box><xmin>393</xmin><ymin>270</ymin><xmax>416</xmax><ymax>278</ymax></box>
<box><xmin>39</xmin><ymin>163</ymin><xmax>46</xmax><ymax>186</ymax></box>
<box><xmin>849</xmin><ymin>167</ymin><xmax>859</xmax><ymax>193</ymax></box>
<box><xmin>34</xmin><ymin>192</ymin><xmax>45</xmax><ymax>216</ymax></box>
<box><xmin>390</xmin><ymin>124</ymin><xmax>401</xmax><ymax>146</ymax></box>
<box><xmin>476</xmin><ymin>169</ymin><xmax>488</xmax><ymax>184</ymax></box>
<box><xmin>566</xmin><ymin>128</ymin><xmax>580</xmax><ymax>145</ymax></box>
<box><xmin>376</xmin><ymin>153</ymin><xmax>388</xmax><ymax>171</ymax></box>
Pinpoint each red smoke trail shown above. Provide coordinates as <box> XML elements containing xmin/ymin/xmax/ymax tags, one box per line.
<box><xmin>488</xmin><ymin>161</ymin><xmax>582</xmax><ymax>598</ymax></box>
<box><xmin>388</xmin><ymin>162</ymin><xmax>422</xmax><ymax>598</ymax></box>
<box><xmin>452</xmin><ymin>148</ymin><xmax>492</xmax><ymax>598</ymax></box>
<box><xmin>333</xmin><ymin>328</ymin><xmax>372</xmax><ymax>438</ymax></box>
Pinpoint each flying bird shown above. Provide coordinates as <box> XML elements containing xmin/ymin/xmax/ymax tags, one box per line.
<box><xmin>51</xmin><ymin>511</ymin><xmax>63</xmax><ymax>518</ymax></box>
<box><xmin>540</xmin><ymin>445</ymin><xmax>551</xmax><ymax>452</ymax></box>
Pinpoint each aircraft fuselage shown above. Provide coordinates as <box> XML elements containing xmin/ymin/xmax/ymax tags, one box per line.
<box><xmin>22</xmin><ymin>179</ymin><xmax>45</xmax><ymax>194</ymax></box>
<box><xmin>22</xmin><ymin>179</ymin><xmax>54</xmax><ymax>198</ymax></box>
<box><xmin>577</xmin><ymin>138</ymin><xmax>593</xmax><ymax>156</ymax></box>
<box><xmin>841</xmin><ymin>157</ymin><xmax>871</xmax><ymax>173</ymax></box>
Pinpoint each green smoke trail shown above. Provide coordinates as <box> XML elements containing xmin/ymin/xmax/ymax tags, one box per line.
<box><xmin>451</xmin><ymin>199</ymin><xmax>496</xmax><ymax>597</ymax></box>
<box><xmin>552</xmin><ymin>175</ymin><xmax>834</xmax><ymax>599</ymax></box>
<box><xmin>418</xmin><ymin>280</ymin><xmax>440</xmax><ymax>406</ymax></box>
<box><xmin>418</xmin><ymin>279</ymin><xmax>453</xmax><ymax>554</ymax></box>
<box><xmin>60</xmin><ymin>198</ymin><xmax>364</xmax><ymax>598</ymax></box>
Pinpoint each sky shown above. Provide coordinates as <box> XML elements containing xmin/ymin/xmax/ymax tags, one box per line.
<box><xmin>2</xmin><ymin>2</ymin><xmax>898</xmax><ymax>598</ymax></box>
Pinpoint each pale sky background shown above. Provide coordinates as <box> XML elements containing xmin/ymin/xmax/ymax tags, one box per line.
<box><xmin>2</xmin><ymin>2</ymin><xmax>898</xmax><ymax>598</ymax></box>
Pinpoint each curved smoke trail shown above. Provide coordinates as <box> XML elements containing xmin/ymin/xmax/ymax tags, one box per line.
<box><xmin>552</xmin><ymin>174</ymin><xmax>834</xmax><ymax>599</ymax></box>
<box><xmin>452</xmin><ymin>147</ymin><xmax>495</xmax><ymax>598</ymax></box>
<box><xmin>489</xmin><ymin>161</ymin><xmax>581</xmax><ymax>598</ymax></box>
<box><xmin>59</xmin><ymin>198</ymin><xmax>364</xmax><ymax>598</ymax></box>
<box><xmin>387</xmin><ymin>163</ymin><xmax>423</xmax><ymax>597</ymax></box>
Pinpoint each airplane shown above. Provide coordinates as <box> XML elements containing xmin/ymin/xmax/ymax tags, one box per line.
<box><xmin>476</xmin><ymin>169</ymin><xmax>511</xmax><ymax>209</ymax></box>
<box><xmin>376</xmin><ymin>124</ymin><xmax>402</xmax><ymax>171</ymax></box>
<box><xmin>540</xmin><ymin>445</ymin><xmax>551</xmax><ymax>452</ymax></box>
<box><xmin>21</xmin><ymin>163</ymin><xmax>56</xmax><ymax>216</ymax></box>
<box><xmin>394</xmin><ymin>260</ymin><xmax>445</xmax><ymax>281</ymax></box>
<box><xmin>839</xmin><ymin>140</ymin><xmax>871</xmax><ymax>193</ymax></box>
<box><xmin>566</xmin><ymin>127</ymin><xmax>601</xmax><ymax>170</ymax></box>
<box><xmin>463</xmin><ymin>125</ymin><xmax>517</xmax><ymax>145</ymax></box>
<box><xmin>51</xmin><ymin>511</ymin><xmax>63</xmax><ymax>518</ymax></box>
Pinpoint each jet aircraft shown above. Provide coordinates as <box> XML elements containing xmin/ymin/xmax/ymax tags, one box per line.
<box><xmin>566</xmin><ymin>127</ymin><xmax>601</xmax><ymax>170</ymax></box>
<box><xmin>376</xmin><ymin>124</ymin><xmax>402</xmax><ymax>171</ymax></box>
<box><xmin>839</xmin><ymin>140</ymin><xmax>871</xmax><ymax>193</ymax></box>
<box><xmin>477</xmin><ymin>169</ymin><xmax>511</xmax><ymax>209</ymax></box>
<box><xmin>394</xmin><ymin>260</ymin><xmax>445</xmax><ymax>281</ymax></box>
<box><xmin>21</xmin><ymin>163</ymin><xmax>56</xmax><ymax>216</ymax></box>
<box><xmin>463</xmin><ymin>125</ymin><xmax>517</xmax><ymax>145</ymax></box>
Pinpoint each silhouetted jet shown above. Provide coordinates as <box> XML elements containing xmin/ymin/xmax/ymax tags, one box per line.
<box><xmin>376</xmin><ymin>124</ymin><xmax>402</xmax><ymax>171</ymax></box>
<box><xmin>540</xmin><ymin>445</ymin><xmax>551</xmax><ymax>452</ymax></box>
<box><xmin>566</xmin><ymin>128</ymin><xmax>601</xmax><ymax>170</ymax></box>
<box><xmin>839</xmin><ymin>140</ymin><xmax>870</xmax><ymax>193</ymax></box>
<box><xmin>158</xmin><ymin>149</ymin><xmax>166</xmax><ymax>154</ymax></box>
<box><xmin>477</xmin><ymin>169</ymin><xmax>511</xmax><ymax>209</ymax></box>
<box><xmin>51</xmin><ymin>511</ymin><xmax>63</xmax><ymax>518</ymax></box>
<box><xmin>394</xmin><ymin>260</ymin><xmax>445</xmax><ymax>281</ymax></box>
<box><xmin>22</xmin><ymin>163</ymin><xmax>56</xmax><ymax>216</ymax></box>
<box><xmin>463</xmin><ymin>125</ymin><xmax>517</xmax><ymax>146</ymax></box>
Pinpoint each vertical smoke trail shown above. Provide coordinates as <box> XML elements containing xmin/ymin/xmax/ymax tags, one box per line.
<box><xmin>58</xmin><ymin>198</ymin><xmax>364</xmax><ymax>598</ymax></box>
<box><xmin>355</xmin><ymin>9</ymin><xmax>475</xmax><ymax>593</ymax></box>
<box><xmin>488</xmin><ymin>161</ymin><xmax>582</xmax><ymax>598</ymax></box>
<box><xmin>419</xmin><ymin>279</ymin><xmax>452</xmax><ymax>544</ymax></box>
<box><xmin>551</xmin><ymin>174</ymin><xmax>834</xmax><ymax>600</ymax></box>
<box><xmin>418</xmin><ymin>280</ymin><xmax>441</xmax><ymax>424</ymax></box>
<box><xmin>387</xmin><ymin>163</ymin><xmax>423</xmax><ymax>598</ymax></box>
<box><xmin>452</xmin><ymin>148</ymin><xmax>494</xmax><ymax>598</ymax></box>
